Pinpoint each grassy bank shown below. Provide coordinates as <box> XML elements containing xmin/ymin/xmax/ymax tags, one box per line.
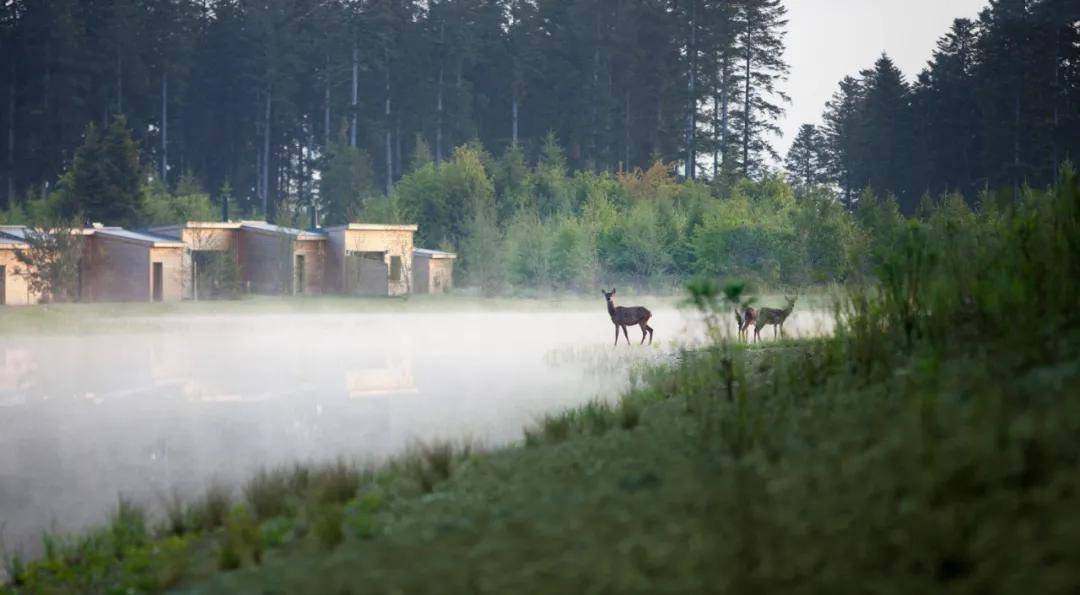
<box><xmin>4</xmin><ymin>172</ymin><xmax>1079</xmax><ymax>593</ymax></box>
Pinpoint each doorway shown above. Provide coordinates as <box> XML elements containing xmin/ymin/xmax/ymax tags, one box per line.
<box><xmin>0</xmin><ymin>265</ymin><xmax>6</xmax><ymax>305</ymax></box>
<box><xmin>152</xmin><ymin>262</ymin><xmax>164</xmax><ymax>302</ymax></box>
<box><xmin>294</xmin><ymin>254</ymin><xmax>306</xmax><ymax>294</ymax></box>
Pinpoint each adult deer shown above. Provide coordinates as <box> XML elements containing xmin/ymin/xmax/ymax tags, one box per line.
<box><xmin>602</xmin><ymin>289</ymin><xmax>653</xmax><ymax>346</ymax></box>
<box><xmin>754</xmin><ymin>295</ymin><xmax>797</xmax><ymax>341</ymax></box>
<box><xmin>735</xmin><ymin>307</ymin><xmax>757</xmax><ymax>342</ymax></box>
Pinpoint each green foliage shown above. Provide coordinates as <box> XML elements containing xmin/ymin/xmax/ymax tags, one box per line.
<box><xmin>12</xmin><ymin>215</ymin><xmax>85</xmax><ymax>303</ymax></box>
<box><xmin>58</xmin><ymin>117</ymin><xmax>145</xmax><ymax>227</ymax></box>
<box><xmin>141</xmin><ymin>179</ymin><xmax>218</xmax><ymax>226</ymax></box>
<box><xmin>320</xmin><ymin>137</ymin><xmax>378</xmax><ymax>226</ymax></box>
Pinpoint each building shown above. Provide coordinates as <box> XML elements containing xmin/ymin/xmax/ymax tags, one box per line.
<box><xmin>1</xmin><ymin>225</ymin><xmax>185</xmax><ymax>304</ymax></box>
<box><xmin>151</xmin><ymin>221</ymin><xmax>327</xmax><ymax>297</ymax></box>
<box><xmin>324</xmin><ymin>224</ymin><xmax>418</xmax><ymax>296</ymax></box>
<box><xmin>0</xmin><ymin>220</ymin><xmax>446</xmax><ymax>305</ymax></box>
<box><xmin>80</xmin><ymin>228</ymin><xmax>187</xmax><ymax>302</ymax></box>
<box><xmin>412</xmin><ymin>249</ymin><xmax>457</xmax><ymax>294</ymax></box>
<box><xmin>0</xmin><ymin>228</ymin><xmax>41</xmax><ymax>306</ymax></box>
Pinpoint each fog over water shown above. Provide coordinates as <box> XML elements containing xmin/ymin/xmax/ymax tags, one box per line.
<box><xmin>0</xmin><ymin>302</ymin><xmax>832</xmax><ymax>555</ymax></box>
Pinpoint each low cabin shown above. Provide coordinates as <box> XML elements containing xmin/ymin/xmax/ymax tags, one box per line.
<box><xmin>80</xmin><ymin>229</ymin><xmax>186</xmax><ymax>302</ymax></box>
<box><xmin>236</xmin><ymin>222</ymin><xmax>326</xmax><ymax>295</ymax></box>
<box><xmin>325</xmin><ymin>224</ymin><xmax>417</xmax><ymax>296</ymax></box>
<box><xmin>412</xmin><ymin>249</ymin><xmax>456</xmax><ymax>294</ymax></box>
<box><xmin>152</xmin><ymin>221</ymin><xmax>326</xmax><ymax>297</ymax></box>
<box><xmin>0</xmin><ymin>228</ymin><xmax>42</xmax><ymax>306</ymax></box>
<box><xmin>151</xmin><ymin>221</ymin><xmax>242</xmax><ymax>300</ymax></box>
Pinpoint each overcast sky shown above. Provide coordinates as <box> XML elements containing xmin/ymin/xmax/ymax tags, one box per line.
<box><xmin>777</xmin><ymin>0</ymin><xmax>989</xmax><ymax>159</ymax></box>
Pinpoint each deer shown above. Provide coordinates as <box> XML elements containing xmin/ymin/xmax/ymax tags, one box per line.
<box><xmin>735</xmin><ymin>307</ymin><xmax>757</xmax><ymax>342</ymax></box>
<box><xmin>602</xmin><ymin>288</ymin><xmax>653</xmax><ymax>346</ymax></box>
<box><xmin>754</xmin><ymin>295</ymin><xmax>797</xmax><ymax>342</ymax></box>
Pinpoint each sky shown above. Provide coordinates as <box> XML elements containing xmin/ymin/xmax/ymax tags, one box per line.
<box><xmin>777</xmin><ymin>0</ymin><xmax>989</xmax><ymax>159</ymax></box>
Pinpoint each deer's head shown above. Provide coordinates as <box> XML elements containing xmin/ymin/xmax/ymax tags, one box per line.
<box><xmin>785</xmin><ymin>295</ymin><xmax>798</xmax><ymax>310</ymax></box>
<box><xmin>602</xmin><ymin>288</ymin><xmax>616</xmax><ymax>303</ymax></box>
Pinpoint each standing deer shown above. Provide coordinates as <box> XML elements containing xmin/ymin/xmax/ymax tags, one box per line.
<box><xmin>602</xmin><ymin>289</ymin><xmax>653</xmax><ymax>346</ymax></box>
<box><xmin>754</xmin><ymin>295</ymin><xmax>797</xmax><ymax>341</ymax></box>
<box><xmin>735</xmin><ymin>307</ymin><xmax>757</xmax><ymax>342</ymax></box>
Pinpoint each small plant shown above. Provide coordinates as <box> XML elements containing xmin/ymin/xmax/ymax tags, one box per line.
<box><xmin>190</xmin><ymin>482</ymin><xmax>231</xmax><ymax>532</ymax></box>
<box><xmin>311</xmin><ymin>504</ymin><xmax>344</xmax><ymax>548</ymax></box>
<box><xmin>311</xmin><ymin>460</ymin><xmax>362</xmax><ymax>505</ymax></box>
<box><xmin>618</xmin><ymin>397</ymin><xmax>642</xmax><ymax>430</ymax></box>
<box><xmin>540</xmin><ymin>414</ymin><xmax>572</xmax><ymax>443</ymax></box>
<box><xmin>245</xmin><ymin>469</ymin><xmax>292</xmax><ymax>521</ymax></box>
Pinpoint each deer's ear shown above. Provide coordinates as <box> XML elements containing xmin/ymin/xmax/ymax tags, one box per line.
<box><xmin>612</xmin><ymin>288</ymin><xmax>616</xmax><ymax>295</ymax></box>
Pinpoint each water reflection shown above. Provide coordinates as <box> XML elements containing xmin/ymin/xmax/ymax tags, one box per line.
<box><xmin>0</xmin><ymin>310</ymin><xmax>661</xmax><ymax>556</ymax></box>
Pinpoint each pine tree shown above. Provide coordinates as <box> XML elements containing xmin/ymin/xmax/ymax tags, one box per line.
<box><xmin>784</xmin><ymin>124</ymin><xmax>829</xmax><ymax>188</ymax></box>
<box><xmin>732</xmin><ymin>0</ymin><xmax>789</xmax><ymax>177</ymax></box>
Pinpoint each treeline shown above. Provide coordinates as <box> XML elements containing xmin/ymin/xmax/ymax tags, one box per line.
<box><xmin>786</xmin><ymin>0</ymin><xmax>1080</xmax><ymax>213</ymax></box>
<box><xmin>376</xmin><ymin>139</ymin><xmax>877</xmax><ymax>293</ymax></box>
<box><xmin>0</xmin><ymin>0</ymin><xmax>788</xmax><ymax>217</ymax></box>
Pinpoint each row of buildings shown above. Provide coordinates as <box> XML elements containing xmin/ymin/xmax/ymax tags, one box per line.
<box><xmin>0</xmin><ymin>221</ymin><xmax>456</xmax><ymax>306</ymax></box>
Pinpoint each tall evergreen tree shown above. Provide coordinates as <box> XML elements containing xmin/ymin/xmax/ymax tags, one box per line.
<box><xmin>784</xmin><ymin>124</ymin><xmax>829</xmax><ymax>188</ymax></box>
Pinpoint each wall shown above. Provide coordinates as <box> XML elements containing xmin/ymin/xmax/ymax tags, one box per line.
<box><xmin>80</xmin><ymin>237</ymin><xmax>150</xmax><ymax>302</ymax></box>
<box><xmin>344</xmin><ymin>229</ymin><xmax>414</xmax><ymax>296</ymax></box>
<box><xmin>0</xmin><ymin>249</ymin><xmax>42</xmax><ymax>305</ymax></box>
<box><xmin>429</xmin><ymin>259</ymin><xmax>454</xmax><ymax>294</ymax></box>
<box><xmin>293</xmin><ymin>240</ymin><xmax>325</xmax><ymax>294</ymax></box>
<box><xmin>412</xmin><ymin>256</ymin><xmax>431</xmax><ymax>294</ymax></box>
<box><xmin>240</xmin><ymin>230</ymin><xmax>295</xmax><ymax>295</ymax></box>
<box><xmin>325</xmin><ymin>230</ymin><xmax>346</xmax><ymax>293</ymax></box>
<box><xmin>150</xmin><ymin>247</ymin><xmax>184</xmax><ymax>302</ymax></box>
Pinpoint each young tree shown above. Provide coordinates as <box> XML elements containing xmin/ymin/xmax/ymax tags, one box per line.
<box><xmin>14</xmin><ymin>217</ymin><xmax>84</xmax><ymax>303</ymax></box>
<box><xmin>784</xmin><ymin>124</ymin><xmax>829</xmax><ymax>188</ymax></box>
<box><xmin>59</xmin><ymin>116</ymin><xmax>144</xmax><ymax>227</ymax></box>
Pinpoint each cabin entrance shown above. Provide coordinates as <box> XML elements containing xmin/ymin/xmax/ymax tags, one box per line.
<box><xmin>152</xmin><ymin>262</ymin><xmax>164</xmax><ymax>302</ymax></box>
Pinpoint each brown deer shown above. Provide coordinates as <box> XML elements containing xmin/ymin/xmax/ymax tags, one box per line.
<box><xmin>735</xmin><ymin>307</ymin><xmax>757</xmax><ymax>341</ymax></box>
<box><xmin>754</xmin><ymin>295</ymin><xmax>797</xmax><ymax>341</ymax></box>
<box><xmin>602</xmin><ymin>289</ymin><xmax>653</xmax><ymax>346</ymax></box>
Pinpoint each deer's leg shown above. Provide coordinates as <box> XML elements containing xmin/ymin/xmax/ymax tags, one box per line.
<box><xmin>648</xmin><ymin>325</ymin><xmax>654</xmax><ymax>345</ymax></box>
<box><xmin>614</xmin><ymin>324</ymin><xmax>620</xmax><ymax>346</ymax></box>
<box><xmin>622</xmin><ymin>325</ymin><xmax>631</xmax><ymax>346</ymax></box>
<box><xmin>639</xmin><ymin>322</ymin><xmax>647</xmax><ymax>344</ymax></box>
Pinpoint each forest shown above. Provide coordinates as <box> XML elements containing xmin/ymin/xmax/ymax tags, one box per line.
<box><xmin>0</xmin><ymin>0</ymin><xmax>1078</xmax><ymax>292</ymax></box>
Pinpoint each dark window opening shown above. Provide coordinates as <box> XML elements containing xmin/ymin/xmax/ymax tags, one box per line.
<box><xmin>390</xmin><ymin>256</ymin><xmax>402</xmax><ymax>282</ymax></box>
<box><xmin>152</xmin><ymin>262</ymin><xmax>164</xmax><ymax>302</ymax></box>
<box><xmin>295</xmin><ymin>254</ymin><xmax>306</xmax><ymax>294</ymax></box>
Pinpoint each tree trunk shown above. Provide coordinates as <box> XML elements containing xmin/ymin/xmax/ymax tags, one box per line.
<box><xmin>7</xmin><ymin>53</ymin><xmax>15</xmax><ymax>208</ymax></box>
<box><xmin>324</xmin><ymin>54</ymin><xmax>331</xmax><ymax>149</ymax></box>
<box><xmin>624</xmin><ymin>92</ymin><xmax>630</xmax><ymax>171</ymax></box>
<box><xmin>161</xmin><ymin>72</ymin><xmax>168</xmax><ymax>182</ymax></box>
<box><xmin>685</xmin><ymin>0</ymin><xmax>696</xmax><ymax>180</ymax></box>
<box><xmin>395</xmin><ymin>114</ymin><xmax>402</xmax><ymax>179</ymax></box>
<box><xmin>116</xmin><ymin>48</ymin><xmax>123</xmax><ymax>115</ymax></box>
<box><xmin>742</xmin><ymin>25</ymin><xmax>752</xmax><ymax>175</ymax></box>
<box><xmin>350</xmin><ymin>40</ymin><xmax>359</xmax><ymax>148</ymax></box>
<box><xmin>385</xmin><ymin>49</ymin><xmax>392</xmax><ymax>195</ymax></box>
<box><xmin>512</xmin><ymin>93</ymin><xmax>518</xmax><ymax>146</ymax></box>
<box><xmin>436</xmin><ymin>20</ymin><xmax>445</xmax><ymax>164</ymax></box>
<box><xmin>262</xmin><ymin>84</ymin><xmax>272</xmax><ymax>216</ymax></box>
<box><xmin>721</xmin><ymin>52</ymin><xmax>729</xmax><ymax>173</ymax></box>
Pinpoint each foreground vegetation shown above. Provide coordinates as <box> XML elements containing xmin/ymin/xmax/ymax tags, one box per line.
<box><xmin>4</xmin><ymin>169</ymin><xmax>1079</xmax><ymax>593</ymax></box>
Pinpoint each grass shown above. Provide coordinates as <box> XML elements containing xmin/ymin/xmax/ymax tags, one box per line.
<box><xmin>3</xmin><ymin>173</ymin><xmax>1079</xmax><ymax>593</ymax></box>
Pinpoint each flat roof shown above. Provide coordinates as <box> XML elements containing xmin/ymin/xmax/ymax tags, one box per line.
<box><xmin>95</xmin><ymin>228</ymin><xmax>187</xmax><ymax>248</ymax></box>
<box><xmin>240</xmin><ymin>221</ymin><xmax>327</xmax><ymax>240</ymax></box>
<box><xmin>325</xmin><ymin>223</ymin><xmax>418</xmax><ymax>232</ymax></box>
<box><xmin>414</xmin><ymin>248</ymin><xmax>457</xmax><ymax>259</ymax></box>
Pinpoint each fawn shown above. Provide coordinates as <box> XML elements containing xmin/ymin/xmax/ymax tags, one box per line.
<box><xmin>754</xmin><ymin>295</ymin><xmax>797</xmax><ymax>341</ymax></box>
<box><xmin>602</xmin><ymin>289</ymin><xmax>654</xmax><ymax>346</ymax></box>
<box><xmin>735</xmin><ymin>307</ymin><xmax>757</xmax><ymax>341</ymax></box>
